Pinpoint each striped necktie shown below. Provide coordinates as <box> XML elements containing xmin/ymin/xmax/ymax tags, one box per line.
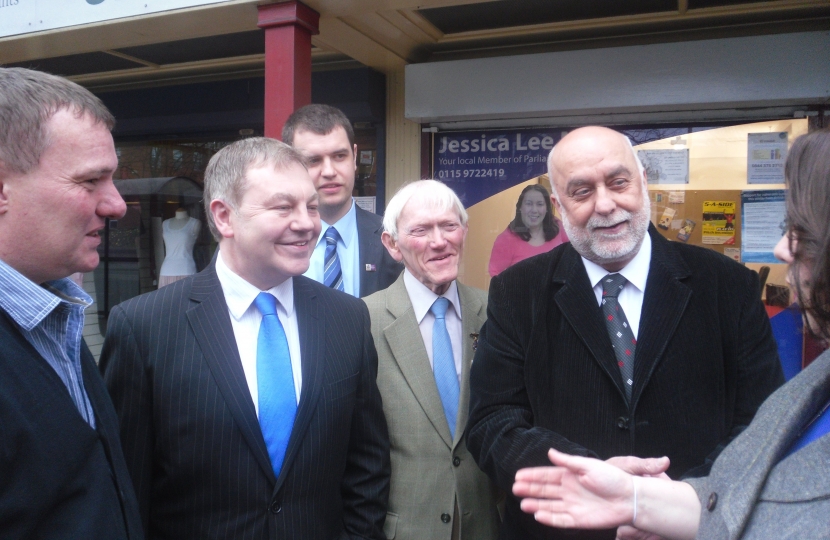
<box><xmin>323</xmin><ymin>226</ymin><xmax>344</xmax><ymax>292</ymax></box>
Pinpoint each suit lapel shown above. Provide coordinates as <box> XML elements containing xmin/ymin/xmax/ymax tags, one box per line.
<box><xmin>383</xmin><ymin>277</ymin><xmax>454</xmax><ymax>448</ymax></box>
<box><xmin>553</xmin><ymin>246</ymin><xmax>629</xmax><ymax>402</ymax></box>
<box><xmin>630</xmin><ymin>230</ymin><xmax>692</xmax><ymax>410</ymax></box>
<box><xmin>276</xmin><ymin>277</ymin><xmax>325</xmax><ymax>490</ymax></box>
<box><xmin>356</xmin><ymin>207</ymin><xmax>382</xmax><ymax>297</ymax></box>
<box><xmin>186</xmin><ymin>266</ymin><xmax>276</xmax><ymax>484</ymax></box>
<box><xmin>456</xmin><ymin>283</ymin><xmax>485</xmax><ymax>449</ymax></box>
<box><xmin>718</xmin><ymin>351</ymin><xmax>830</xmax><ymax>534</ymax></box>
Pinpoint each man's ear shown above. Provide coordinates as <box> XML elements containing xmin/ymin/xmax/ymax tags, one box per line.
<box><xmin>381</xmin><ymin>231</ymin><xmax>404</xmax><ymax>263</ymax></box>
<box><xmin>352</xmin><ymin>144</ymin><xmax>358</xmax><ymax>172</ymax></box>
<box><xmin>210</xmin><ymin>199</ymin><xmax>235</xmax><ymax>239</ymax></box>
<box><xmin>0</xmin><ymin>162</ymin><xmax>12</xmax><ymax>215</ymax></box>
<box><xmin>551</xmin><ymin>193</ymin><xmax>562</xmax><ymax>214</ymax></box>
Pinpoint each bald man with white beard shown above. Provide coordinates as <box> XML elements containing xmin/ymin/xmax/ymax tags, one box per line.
<box><xmin>466</xmin><ymin>126</ymin><xmax>784</xmax><ymax>540</ymax></box>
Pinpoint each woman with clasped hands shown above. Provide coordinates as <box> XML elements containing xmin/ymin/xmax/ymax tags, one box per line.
<box><xmin>512</xmin><ymin>129</ymin><xmax>830</xmax><ymax>540</ymax></box>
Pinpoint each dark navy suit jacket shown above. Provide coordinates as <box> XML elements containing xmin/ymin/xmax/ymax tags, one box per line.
<box><xmin>356</xmin><ymin>206</ymin><xmax>402</xmax><ymax>297</ymax></box>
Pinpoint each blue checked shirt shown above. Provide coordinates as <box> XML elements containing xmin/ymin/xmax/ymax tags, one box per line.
<box><xmin>0</xmin><ymin>258</ymin><xmax>96</xmax><ymax>428</ymax></box>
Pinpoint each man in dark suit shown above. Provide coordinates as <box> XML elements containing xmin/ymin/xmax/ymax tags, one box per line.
<box><xmin>466</xmin><ymin>126</ymin><xmax>784</xmax><ymax>540</ymax></box>
<box><xmin>283</xmin><ymin>104</ymin><xmax>402</xmax><ymax>297</ymax></box>
<box><xmin>101</xmin><ymin>137</ymin><xmax>390</xmax><ymax>539</ymax></box>
<box><xmin>0</xmin><ymin>67</ymin><xmax>142</xmax><ymax>539</ymax></box>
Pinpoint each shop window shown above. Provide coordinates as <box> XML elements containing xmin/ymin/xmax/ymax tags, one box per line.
<box><xmin>82</xmin><ymin>141</ymin><xmax>230</xmax><ymax>356</ymax></box>
<box><xmin>435</xmin><ymin>119</ymin><xmax>806</xmax><ymax>293</ymax></box>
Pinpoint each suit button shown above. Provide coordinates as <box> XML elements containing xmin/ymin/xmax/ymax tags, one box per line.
<box><xmin>453</xmin><ymin>456</ymin><xmax>461</xmax><ymax>467</ymax></box>
<box><xmin>441</xmin><ymin>513</ymin><xmax>451</xmax><ymax>523</ymax></box>
<box><xmin>269</xmin><ymin>500</ymin><xmax>282</xmax><ymax>514</ymax></box>
<box><xmin>616</xmin><ymin>416</ymin><xmax>629</xmax><ymax>430</ymax></box>
<box><xmin>707</xmin><ymin>492</ymin><xmax>718</xmax><ymax>512</ymax></box>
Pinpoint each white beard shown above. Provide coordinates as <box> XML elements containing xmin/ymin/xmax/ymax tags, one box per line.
<box><xmin>561</xmin><ymin>197</ymin><xmax>651</xmax><ymax>268</ymax></box>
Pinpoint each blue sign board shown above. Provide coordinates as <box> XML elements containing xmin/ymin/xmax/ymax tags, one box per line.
<box><xmin>433</xmin><ymin>129</ymin><xmax>562</xmax><ymax>207</ymax></box>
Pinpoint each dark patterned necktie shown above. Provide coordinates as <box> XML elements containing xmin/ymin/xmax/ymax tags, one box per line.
<box><xmin>601</xmin><ymin>273</ymin><xmax>637</xmax><ymax>402</ymax></box>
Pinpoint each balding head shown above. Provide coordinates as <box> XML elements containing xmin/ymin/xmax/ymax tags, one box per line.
<box><xmin>548</xmin><ymin>127</ymin><xmax>645</xmax><ymax>201</ymax></box>
<box><xmin>545</xmin><ymin>126</ymin><xmax>651</xmax><ymax>272</ymax></box>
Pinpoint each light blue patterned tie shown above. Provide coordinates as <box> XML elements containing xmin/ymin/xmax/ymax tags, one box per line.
<box><xmin>431</xmin><ymin>297</ymin><xmax>460</xmax><ymax>438</ymax></box>
<box><xmin>323</xmin><ymin>227</ymin><xmax>344</xmax><ymax>292</ymax></box>
<box><xmin>254</xmin><ymin>292</ymin><xmax>297</xmax><ymax>478</ymax></box>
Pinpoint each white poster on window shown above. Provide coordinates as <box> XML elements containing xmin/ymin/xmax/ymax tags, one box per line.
<box><xmin>637</xmin><ymin>149</ymin><xmax>689</xmax><ymax>184</ymax></box>
<box><xmin>747</xmin><ymin>132</ymin><xmax>788</xmax><ymax>184</ymax></box>
<box><xmin>0</xmin><ymin>0</ymin><xmax>230</xmax><ymax>38</ymax></box>
<box><xmin>354</xmin><ymin>196</ymin><xmax>376</xmax><ymax>214</ymax></box>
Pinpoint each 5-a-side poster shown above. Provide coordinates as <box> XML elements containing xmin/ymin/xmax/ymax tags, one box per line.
<box><xmin>701</xmin><ymin>201</ymin><xmax>736</xmax><ymax>245</ymax></box>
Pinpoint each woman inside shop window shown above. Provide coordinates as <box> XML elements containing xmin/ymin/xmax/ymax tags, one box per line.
<box><xmin>488</xmin><ymin>184</ymin><xmax>569</xmax><ymax>277</ymax></box>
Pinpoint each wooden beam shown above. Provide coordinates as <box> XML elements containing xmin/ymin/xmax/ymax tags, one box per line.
<box><xmin>314</xmin><ymin>16</ymin><xmax>408</xmax><ymax>73</ymax></box>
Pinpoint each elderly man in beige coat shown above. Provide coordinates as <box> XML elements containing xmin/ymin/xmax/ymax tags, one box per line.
<box><xmin>363</xmin><ymin>180</ymin><xmax>501</xmax><ymax>540</ymax></box>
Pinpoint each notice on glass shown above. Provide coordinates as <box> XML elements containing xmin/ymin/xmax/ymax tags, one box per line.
<box><xmin>747</xmin><ymin>132</ymin><xmax>787</xmax><ymax>184</ymax></box>
<box><xmin>638</xmin><ymin>149</ymin><xmax>689</xmax><ymax>184</ymax></box>
<box><xmin>702</xmin><ymin>201</ymin><xmax>736</xmax><ymax>245</ymax></box>
<box><xmin>741</xmin><ymin>190</ymin><xmax>786</xmax><ymax>263</ymax></box>
<box><xmin>354</xmin><ymin>196</ymin><xmax>376</xmax><ymax>214</ymax></box>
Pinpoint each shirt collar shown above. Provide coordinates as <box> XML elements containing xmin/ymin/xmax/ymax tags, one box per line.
<box><xmin>317</xmin><ymin>198</ymin><xmax>356</xmax><ymax>249</ymax></box>
<box><xmin>403</xmin><ymin>269</ymin><xmax>462</xmax><ymax>324</ymax></box>
<box><xmin>0</xmin><ymin>258</ymin><xmax>90</xmax><ymax>332</ymax></box>
<box><xmin>216</xmin><ymin>250</ymin><xmax>294</xmax><ymax>320</ymax></box>
<box><xmin>581</xmin><ymin>231</ymin><xmax>652</xmax><ymax>293</ymax></box>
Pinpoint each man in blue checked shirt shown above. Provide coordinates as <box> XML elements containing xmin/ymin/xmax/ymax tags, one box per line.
<box><xmin>0</xmin><ymin>68</ymin><xmax>143</xmax><ymax>540</ymax></box>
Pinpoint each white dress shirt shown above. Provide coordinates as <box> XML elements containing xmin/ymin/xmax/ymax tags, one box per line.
<box><xmin>581</xmin><ymin>232</ymin><xmax>652</xmax><ymax>339</ymax></box>
<box><xmin>215</xmin><ymin>251</ymin><xmax>303</xmax><ymax>414</ymax></box>
<box><xmin>304</xmin><ymin>199</ymin><xmax>361</xmax><ymax>297</ymax></box>
<box><xmin>403</xmin><ymin>269</ymin><xmax>463</xmax><ymax>383</ymax></box>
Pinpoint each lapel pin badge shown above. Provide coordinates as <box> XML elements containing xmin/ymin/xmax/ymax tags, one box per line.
<box><xmin>469</xmin><ymin>332</ymin><xmax>479</xmax><ymax>351</ymax></box>
<box><xmin>365</xmin><ymin>264</ymin><xmax>377</xmax><ymax>272</ymax></box>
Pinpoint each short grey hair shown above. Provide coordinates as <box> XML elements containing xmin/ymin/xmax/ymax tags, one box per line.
<box><xmin>203</xmin><ymin>137</ymin><xmax>307</xmax><ymax>241</ymax></box>
<box><xmin>0</xmin><ymin>67</ymin><xmax>115</xmax><ymax>175</ymax></box>
<box><xmin>547</xmin><ymin>129</ymin><xmax>646</xmax><ymax>202</ymax></box>
<box><xmin>383</xmin><ymin>179</ymin><xmax>468</xmax><ymax>240</ymax></box>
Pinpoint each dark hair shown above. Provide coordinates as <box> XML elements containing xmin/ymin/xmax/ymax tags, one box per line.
<box><xmin>281</xmin><ymin>104</ymin><xmax>355</xmax><ymax>147</ymax></box>
<box><xmin>784</xmin><ymin>128</ymin><xmax>830</xmax><ymax>337</ymax></box>
<box><xmin>508</xmin><ymin>184</ymin><xmax>559</xmax><ymax>242</ymax></box>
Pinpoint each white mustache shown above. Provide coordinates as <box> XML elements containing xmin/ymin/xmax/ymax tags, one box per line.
<box><xmin>586</xmin><ymin>211</ymin><xmax>632</xmax><ymax>231</ymax></box>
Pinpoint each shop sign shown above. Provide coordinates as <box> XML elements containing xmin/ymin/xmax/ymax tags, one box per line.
<box><xmin>0</xmin><ymin>0</ymin><xmax>231</xmax><ymax>38</ymax></box>
<box><xmin>433</xmin><ymin>129</ymin><xmax>562</xmax><ymax>207</ymax></box>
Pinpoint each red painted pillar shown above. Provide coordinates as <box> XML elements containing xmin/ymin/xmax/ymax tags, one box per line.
<box><xmin>257</xmin><ymin>1</ymin><xmax>320</xmax><ymax>139</ymax></box>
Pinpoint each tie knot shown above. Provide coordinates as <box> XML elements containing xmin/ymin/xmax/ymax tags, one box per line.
<box><xmin>431</xmin><ymin>297</ymin><xmax>450</xmax><ymax>319</ymax></box>
<box><xmin>325</xmin><ymin>226</ymin><xmax>340</xmax><ymax>245</ymax></box>
<box><xmin>253</xmin><ymin>292</ymin><xmax>278</xmax><ymax>317</ymax></box>
<box><xmin>601</xmin><ymin>273</ymin><xmax>627</xmax><ymax>298</ymax></box>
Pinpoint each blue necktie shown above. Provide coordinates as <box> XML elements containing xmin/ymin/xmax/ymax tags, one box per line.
<box><xmin>323</xmin><ymin>227</ymin><xmax>344</xmax><ymax>292</ymax></box>
<box><xmin>431</xmin><ymin>297</ymin><xmax>460</xmax><ymax>438</ymax></box>
<box><xmin>254</xmin><ymin>292</ymin><xmax>297</xmax><ymax>478</ymax></box>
